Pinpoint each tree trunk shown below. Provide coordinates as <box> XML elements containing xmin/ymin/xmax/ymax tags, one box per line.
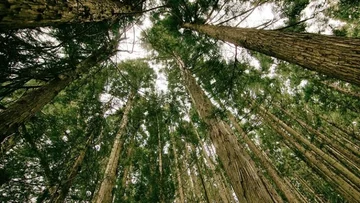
<box><xmin>193</xmin><ymin>126</ymin><xmax>232</xmax><ymax>203</ymax></box>
<box><xmin>183</xmin><ymin>23</ymin><xmax>360</xmax><ymax>86</ymax></box>
<box><xmin>227</xmin><ymin>113</ymin><xmax>305</xmax><ymax>203</ymax></box>
<box><xmin>174</xmin><ymin>55</ymin><xmax>281</xmax><ymax>203</ymax></box>
<box><xmin>0</xmin><ymin>0</ymin><xmax>136</xmax><ymax>29</ymax></box>
<box><xmin>257</xmin><ymin>106</ymin><xmax>360</xmax><ymax>202</ymax></box>
<box><xmin>0</xmin><ymin>34</ymin><xmax>121</xmax><ymax>143</ymax></box>
<box><xmin>321</xmin><ymin>81</ymin><xmax>360</xmax><ymax>99</ymax></box>
<box><xmin>157</xmin><ymin>116</ymin><xmax>165</xmax><ymax>203</ymax></box>
<box><xmin>191</xmin><ymin>145</ymin><xmax>211</xmax><ymax>203</ymax></box>
<box><xmin>51</xmin><ymin>133</ymin><xmax>94</xmax><ymax>203</ymax></box>
<box><xmin>170</xmin><ymin>133</ymin><xmax>185</xmax><ymax>203</ymax></box>
<box><xmin>257</xmin><ymin>106</ymin><xmax>360</xmax><ymax>189</ymax></box>
<box><xmin>92</xmin><ymin>92</ymin><xmax>134</xmax><ymax>203</ymax></box>
<box><xmin>120</xmin><ymin>136</ymin><xmax>135</xmax><ymax>201</ymax></box>
<box><xmin>277</xmin><ymin>105</ymin><xmax>360</xmax><ymax>162</ymax></box>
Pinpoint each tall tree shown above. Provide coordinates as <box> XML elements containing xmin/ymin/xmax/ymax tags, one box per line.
<box><xmin>182</xmin><ymin>23</ymin><xmax>360</xmax><ymax>86</ymax></box>
<box><xmin>175</xmin><ymin>56</ymin><xmax>281</xmax><ymax>202</ymax></box>
<box><xmin>92</xmin><ymin>91</ymin><xmax>135</xmax><ymax>203</ymax></box>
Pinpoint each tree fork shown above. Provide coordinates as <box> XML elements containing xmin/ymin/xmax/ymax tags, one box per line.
<box><xmin>183</xmin><ymin>23</ymin><xmax>360</xmax><ymax>86</ymax></box>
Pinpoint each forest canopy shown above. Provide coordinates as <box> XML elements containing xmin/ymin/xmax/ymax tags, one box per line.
<box><xmin>0</xmin><ymin>0</ymin><xmax>360</xmax><ymax>202</ymax></box>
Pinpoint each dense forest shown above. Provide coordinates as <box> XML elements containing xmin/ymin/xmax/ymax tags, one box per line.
<box><xmin>0</xmin><ymin>0</ymin><xmax>360</xmax><ymax>202</ymax></box>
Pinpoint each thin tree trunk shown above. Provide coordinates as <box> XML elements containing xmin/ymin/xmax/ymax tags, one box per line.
<box><xmin>192</xmin><ymin>145</ymin><xmax>211</xmax><ymax>203</ymax></box>
<box><xmin>0</xmin><ymin>0</ymin><xmax>136</xmax><ymax>29</ymax></box>
<box><xmin>184</xmin><ymin>144</ymin><xmax>200</xmax><ymax>202</ymax></box>
<box><xmin>183</xmin><ymin>23</ymin><xmax>360</xmax><ymax>86</ymax></box>
<box><xmin>258</xmin><ymin>106</ymin><xmax>360</xmax><ymax>202</ymax></box>
<box><xmin>0</xmin><ymin>34</ymin><xmax>121</xmax><ymax>142</ymax></box>
<box><xmin>257</xmin><ymin>106</ymin><xmax>360</xmax><ymax>189</ymax></box>
<box><xmin>321</xmin><ymin>81</ymin><xmax>360</xmax><ymax>99</ymax></box>
<box><xmin>157</xmin><ymin>116</ymin><xmax>165</xmax><ymax>203</ymax></box>
<box><xmin>120</xmin><ymin>137</ymin><xmax>135</xmax><ymax>201</ymax></box>
<box><xmin>227</xmin><ymin>112</ymin><xmax>305</xmax><ymax>203</ymax></box>
<box><xmin>170</xmin><ymin>133</ymin><xmax>185</xmax><ymax>203</ymax></box>
<box><xmin>295</xmin><ymin>175</ymin><xmax>326</xmax><ymax>203</ymax></box>
<box><xmin>278</xmin><ymin>105</ymin><xmax>360</xmax><ymax>162</ymax></box>
<box><xmin>192</xmin><ymin>125</ymin><xmax>232</xmax><ymax>203</ymax></box>
<box><xmin>51</xmin><ymin>133</ymin><xmax>94</xmax><ymax>203</ymax></box>
<box><xmin>92</xmin><ymin>92</ymin><xmax>134</xmax><ymax>203</ymax></box>
<box><xmin>174</xmin><ymin>55</ymin><xmax>281</xmax><ymax>203</ymax></box>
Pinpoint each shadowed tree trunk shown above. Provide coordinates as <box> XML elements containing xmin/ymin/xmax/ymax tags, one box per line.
<box><xmin>92</xmin><ymin>92</ymin><xmax>134</xmax><ymax>203</ymax></box>
<box><xmin>0</xmin><ymin>0</ymin><xmax>137</xmax><ymax>29</ymax></box>
<box><xmin>174</xmin><ymin>55</ymin><xmax>282</xmax><ymax>203</ymax></box>
<box><xmin>183</xmin><ymin>23</ymin><xmax>360</xmax><ymax>86</ymax></box>
<box><xmin>0</xmin><ymin>34</ymin><xmax>121</xmax><ymax>143</ymax></box>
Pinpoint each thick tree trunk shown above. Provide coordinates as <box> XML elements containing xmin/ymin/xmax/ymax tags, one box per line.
<box><xmin>183</xmin><ymin>23</ymin><xmax>360</xmax><ymax>86</ymax></box>
<box><xmin>170</xmin><ymin>133</ymin><xmax>185</xmax><ymax>203</ymax></box>
<box><xmin>0</xmin><ymin>0</ymin><xmax>136</xmax><ymax>29</ymax></box>
<box><xmin>0</xmin><ymin>34</ymin><xmax>121</xmax><ymax>142</ymax></box>
<box><xmin>174</xmin><ymin>56</ymin><xmax>281</xmax><ymax>202</ymax></box>
<box><xmin>227</xmin><ymin>113</ymin><xmax>305</xmax><ymax>203</ymax></box>
<box><xmin>257</xmin><ymin>106</ymin><xmax>360</xmax><ymax>202</ymax></box>
<box><xmin>92</xmin><ymin>92</ymin><xmax>134</xmax><ymax>203</ymax></box>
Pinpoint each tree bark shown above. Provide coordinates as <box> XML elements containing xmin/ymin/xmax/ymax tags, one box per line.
<box><xmin>227</xmin><ymin>113</ymin><xmax>305</xmax><ymax>203</ymax></box>
<box><xmin>0</xmin><ymin>34</ymin><xmax>121</xmax><ymax>143</ymax></box>
<box><xmin>92</xmin><ymin>92</ymin><xmax>134</xmax><ymax>203</ymax></box>
<box><xmin>0</xmin><ymin>0</ymin><xmax>136</xmax><ymax>29</ymax></box>
<box><xmin>174</xmin><ymin>55</ymin><xmax>281</xmax><ymax>203</ymax></box>
<box><xmin>183</xmin><ymin>23</ymin><xmax>360</xmax><ymax>86</ymax></box>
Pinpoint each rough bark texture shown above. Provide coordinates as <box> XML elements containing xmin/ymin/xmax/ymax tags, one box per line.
<box><xmin>183</xmin><ymin>23</ymin><xmax>360</xmax><ymax>86</ymax></box>
<box><xmin>228</xmin><ymin>113</ymin><xmax>304</xmax><ymax>203</ymax></box>
<box><xmin>92</xmin><ymin>92</ymin><xmax>134</xmax><ymax>203</ymax></box>
<box><xmin>0</xmin><ymin>34</ymin><xmax>120</xmax><ymax>142</ymax></box>
<box><xmin>175</xmin><ymin>56</ymin><xmax>281</xmax><ymax>202</ymax></box>
<box><xmin>0</xmin><ymin>0</ymin><xmax>135</xmax><ymax>29</ymax></box>
<box><xmin>258</xmin><ymin>106</ymin><xmax>360</xmax><ymax>202</ymax></box>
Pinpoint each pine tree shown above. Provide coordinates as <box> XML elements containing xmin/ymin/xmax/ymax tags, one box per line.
<box><xmin>183</xmin><ymin>23</ymin><xmax>360</xmax><ymax>86</ymax></box>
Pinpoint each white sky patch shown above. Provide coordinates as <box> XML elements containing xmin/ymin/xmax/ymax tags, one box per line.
<box><xmin>302</xmin><ymin>0</ymin><xmax>345</xmax><ymax>34</ymax></box>
<box><xmin>62</xmin><ymin>136</ymin><xmax>68</xmax><ymax>142</ymax></box>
